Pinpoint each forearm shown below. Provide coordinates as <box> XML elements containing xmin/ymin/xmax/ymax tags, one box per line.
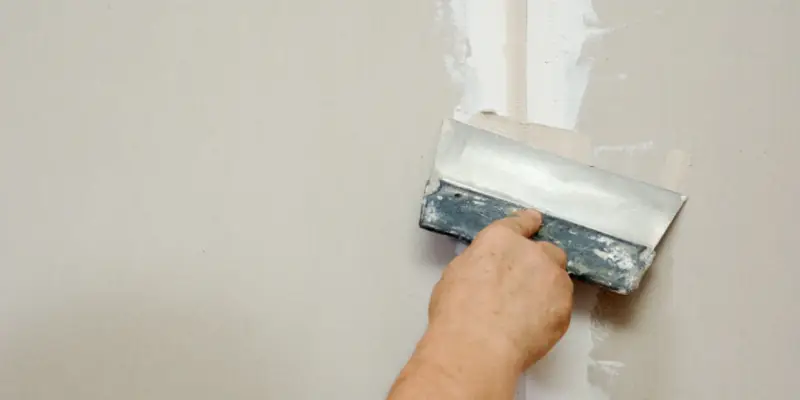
<box><xmin>388</xmin><ymin>324</ymin><xmax>520</xmax><ymax>400</ymax></box>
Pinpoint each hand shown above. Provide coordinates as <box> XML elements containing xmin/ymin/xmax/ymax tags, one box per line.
<box><xmin>388</xmin><ymin>210</ymin><xmax>573</xmax><ymax>400</ymax></box>
<box><xmin>427</xmin><ymin>210</ymin><xmax>574</xmax><ymax>372</ymax></box>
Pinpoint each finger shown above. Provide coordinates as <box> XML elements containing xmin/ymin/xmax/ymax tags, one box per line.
<box><xmin>490</xmin><ymin>209</ymin><xmax>543</xmax><ymax>238</ymax></box>
<box><xmin>539</xmin><ymin>242</ymin><xmax>568</xmax><ymax>268</ymax></box>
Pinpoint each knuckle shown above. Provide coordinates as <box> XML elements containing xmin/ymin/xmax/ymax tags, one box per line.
<box><xmin>556</xmin><ymin>268</ymin><xmax>572</xmax><ymax>283</ymax></box>
<box><xmin>553</xmin><ymin>298</ymin><xmax>573</xmax><ymax>325</ymax></box>
<box><xmin>474</xmin><ymin>223</ymin><xmax>511</xmax><ymax>243</ymax></box>
<box><xmin>539</xmin><ymin>256</ymin><xmax>565</xmax><ymax>275</ymax></box>
<box><xmin>541</xmin><ymin>242</ymin><xmax>568</xmax><ymax>265</ymax></box>
<box><xmin>555</xmin><ymin>269</ymin><xmax>574</xmax><ymax>293</ymax></box>
<box><xmin>520</xmin><ymin>241</ymin><xmax>548</xmax><ymax>262</ymax></box>
<box><xmin>556</xmin><ymin>313</ymin><xmax>571</xmax><ymax>336</ymax></box>
<box><xmin>473</xmin><ymin>225</ymin><xmax>499</xmax><ymax>241</ymax></box>
<box><xmin>554</xmin><ymin>247</ymin><xmax>567</xmax><ymax>262</ymax></box>
<box><xmin>560</xmin><ymin>291</ymin><xmax>574</xmax><ymax>314</ymax></box>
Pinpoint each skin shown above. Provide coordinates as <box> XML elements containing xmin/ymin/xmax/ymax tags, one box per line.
<box><xmin>388</xmin><ymin>210</ymin><xmax>574</xmax><ymax>400</ymax></box>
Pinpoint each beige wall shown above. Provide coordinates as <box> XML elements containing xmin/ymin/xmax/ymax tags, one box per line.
<box><xmin>1</xmin><ymin>1</ymin><xmax>797</xmax><ymax>399</ymax></box>
<box><xmin>586</xmin><ymin>1</ymin><xmax>799</xmax><ymax>398</ymax></box>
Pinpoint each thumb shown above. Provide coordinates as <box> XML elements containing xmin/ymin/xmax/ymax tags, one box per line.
<box><xmin>489</xmin><ymin>209</ymin><xmax>543</xmax><ymax>238</ymax></box>
<box><xmin>538</xmin><ymin>242</ymin><xmax>568</xmax><ymax>268</ymax></box>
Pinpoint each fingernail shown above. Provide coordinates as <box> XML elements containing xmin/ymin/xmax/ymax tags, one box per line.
<box><xmin>518</xmin><ymin>209</ymin><xmax>542</xmax><ymax>218</ymax></box>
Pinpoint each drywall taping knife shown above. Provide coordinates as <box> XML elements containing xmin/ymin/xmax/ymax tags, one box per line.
<box><xmin>419</xmin><ymin>120</ymin><xmax>686</xmax><ymax>294</ymax></box>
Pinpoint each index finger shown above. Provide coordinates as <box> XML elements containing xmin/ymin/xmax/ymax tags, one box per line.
<box><xmin>489</xmin><ymin>209</ymin><xmax>543</xmax><ymax>238</ymax></box>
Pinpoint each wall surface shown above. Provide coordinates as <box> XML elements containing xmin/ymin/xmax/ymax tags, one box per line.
<box><xmin>1</xmin><ymin>1</ymin><xmax>798</xmax><ymax>399</ymax></box>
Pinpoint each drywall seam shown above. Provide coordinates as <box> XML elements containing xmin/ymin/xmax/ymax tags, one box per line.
<box><xmin>466</xmin><ymin>113</ymin><xmax>612</xmax><ymax>400</ymax></box>
<box><xmin>505</xmin><ymin>0</ymin><xmax>528</xmax><ymax>121</ymax></box>
<box><xmin>660</xmin><ymin>150</ymin><xmax>692</xmax><ymax>192</ymax></box>
<box><xmin>526</xmin><ymin>0</ymin><xmax>608</xmax><ymax>130</ymax></box>
<box><xmin>594</xmin><ymin>141</ymin><xmax>655</xmax><ymax>157</ymax></box>
<box><xmin>435</xmin><ymin>0</ymin><xmax>642</xmax><ymax>398</ymax></box>
<box><xmin>526</xmin><ymin>286</ymin><xmax>611</xmax><ymax>400</ymax></box>
<box><xmin>439</xmin><ymin>110</ymin><xmax>692</xmax><ymax>400</ymax></box>
<box><xmin>437</xmin><ymin>0</ymin><xmax>509</xmax><ymax>120</ymax></box>
<box><xmin>437</xmin><ymin>0</ymin><xmax>608</xmax><ymax>129</ymax></box>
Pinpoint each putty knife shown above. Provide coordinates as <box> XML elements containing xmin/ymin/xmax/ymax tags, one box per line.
<box><xmin>419</xmin><ymin>120</ymin><xmax>686</xmax><ymax>294</ymax></box>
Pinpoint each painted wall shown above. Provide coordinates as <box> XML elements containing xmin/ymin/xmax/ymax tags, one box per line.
<box><xmin>0</xmin><ymin>1</ymin><xmax>797</xmax><ymax>399</ymax></box>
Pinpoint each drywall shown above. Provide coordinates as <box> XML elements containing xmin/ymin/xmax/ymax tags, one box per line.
<box><xmin>0</xmin><ymin>1</ymin><xmax>452</xmax><ymax>398</ymax></box>
<box><xmin>442</xmin><ymin>1</ymin><xmax>800</xmax><ymax>399</ymax></box>
<box><xmin>586</xmin><ymin>1</ymin><xmax>800</xmax><ymax>398</ymax></box>
<box><xmin>439</xmin><ymin>0</ymin><xmax>628</xmax><ymax>397</ymax></box>
<box><xmin>1</xmin><ymin>0</ymin><xmax>798</xmax><ymax>399</ymax></box>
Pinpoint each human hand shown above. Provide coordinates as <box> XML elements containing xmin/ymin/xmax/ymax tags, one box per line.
<box><xmin>426</xmin><ymin>210</ymin><xmax>573</xmax><ymax>373</ymax></box>
<box><xmin>388</xmin><ymin>210</ymin><xmax>573</xmax><ymax>400</ymax></box>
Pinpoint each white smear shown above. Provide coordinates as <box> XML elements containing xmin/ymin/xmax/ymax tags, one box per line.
<box><xmin>659</xmin><ymin>149</ymin><xmax>692</xmax><ymax>192</ymax></box>
<box><xmin>592</xmin><ymin>360</ymin><xmax>626</xmax><ymax>377</ymax></box>
<box><xmin>439</xmin><ymin>0</ymin><xmax>609</xmax><ymax>130</ymax></box>
<box><xmin>437</xmin><ymin>3</ymin><xmax>621</xmax><ymax>400</ymax></box>
<box><xmin>592</xmin><ymin>246</ymin><xmax>635</xmax><ymax>271</ymax></box>
<box><xmin>527</xmin><ymin>0</ymin><xmax>609</xmax><ymax>130</ymax></box>
<box><xmin>525</xmin><ymin>287</ymin><xmax>611</xmax><ymax>400</ymax></box>
<box><xmin>592</xmin><ymin>249</ymin><xmax>610</xmax><ymax>259</ymax></box>
<box><xmin>593</xmin><ymin>141</ymin><xmax>655</xmax><ymax>157</ymax></box>
<box><xmin>437</xmin><ymin>0</ymin><xmax>509</xmax><ymax>120</ymax></box>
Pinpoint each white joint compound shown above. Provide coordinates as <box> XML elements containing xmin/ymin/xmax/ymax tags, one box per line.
<box><xmin>437</xmin><ymin>1</ymin><xmax>621</xmax><ymax>398</ymax></box>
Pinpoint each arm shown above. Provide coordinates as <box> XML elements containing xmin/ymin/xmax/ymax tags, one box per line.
<box><xmin>388</xmin><ymin>210</ymin><xmax>574</xmax><ymax>400</ymax></box>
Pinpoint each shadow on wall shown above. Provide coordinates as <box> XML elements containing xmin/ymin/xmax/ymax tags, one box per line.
<box><xmin>595</xmin><ymin>258</ymin><xmax>662</xmax><ymax>327</ymax></box>
<box><xmin>594</xmin><ymin>205</ymin><xmax>683</xmax><ymax>327</ymax></box>
<box><xmin>588</xmin><ymin>218</ymin><xmax>680</xmax><ymax>399</ymax></box>
<box><xmin>417</xmin><ymin>231</ymin><xmax>457</xmax><ymax>268</ymax></box>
